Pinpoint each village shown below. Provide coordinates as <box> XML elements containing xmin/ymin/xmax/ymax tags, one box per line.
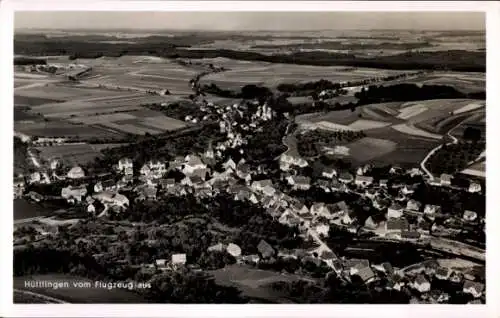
<box><xmin>13</xmin><ymin>89</ymin><xmax>485</xmax><ymax>304</ymax></box>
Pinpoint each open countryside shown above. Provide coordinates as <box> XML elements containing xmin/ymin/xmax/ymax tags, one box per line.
<box><xmin>12</xmin><ymin>12</ymin><xmax>486</xmax><ymax>306</ymax></box>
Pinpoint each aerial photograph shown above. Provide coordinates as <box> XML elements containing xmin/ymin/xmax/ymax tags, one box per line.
<box><xmin>12</xmin><ymin>11</ymin><xmax>485</xmax><ymax>304</ymax></box>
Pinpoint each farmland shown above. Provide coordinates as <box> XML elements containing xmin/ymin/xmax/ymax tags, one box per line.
<box><xmin>294</xmin><ymin>98</ymin><xmax>485</xmax><ymax>166</ymax></box>
<box><xmin>199</xmin><ymin>60</ymin><xmax>406</xmax><ymax>90</ymax></box>
<box><xmin>34</xmin><ymin>143</ymin><xmax>123</xmax><ymax>166</ymax></box>
<box><xmin>13</xmin><ymin>56</ymin><xmax>195</xmax><ymax>139</ymax></box>
<box><xmin>208</xmin><ymin>264</ymin><xmax>311</xmax><ymax>303</ymax></box>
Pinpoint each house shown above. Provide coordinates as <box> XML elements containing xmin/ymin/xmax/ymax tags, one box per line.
<box><xmin>160</xmin><ymin>178</ymin><xmax>176</xmax><ymax>189</ymax></box>
<box><xmin>354</xmin><ymin>175</ymin><xmax>373</xmax><ymax>187</ymax></box>
<box><xmin>406</xmin><ymin>199</ymin><xmax>421</xmax><ymax>211</ymax></box>
<box><xmin>61</xmin><ymin>185</ymin><xmax>87</xmax><ymax>203</ymax></box>
<box><xmin>440</xmin><ymin>173</ymin><xmax>452</xmax><ymax>186</ymax></box>
<box><xmin>251</xmin><ymin>179</ymin><xmax>273</xmax><ymax>192</ymax></box>
<box><xmin>355</xmin><ymin>266</ymin><xmax>376</xmax><ymax>284</ymax></box>
<box><xmin>208</xmin><ymin>243</ymin><xmax>225</xmax><ymax>252</ymax></box>
<box><xmin>192</xmin><ymin>168</ymin><xmax>209</xmax><ymax>181</ymax></box>
<box><xmin>235</xmin><ymin>188</ymin><xmax>252</xmax><ymax>201</ymax></box>
<box><xmin>50</xmin><ymin>159</ymin><xmax>60</xmax><ymax>170</ymax></box>
<box><xmin>101</xmin><ymin>179</ymin><xmax>116</xmax><ymax>192</ymax></box>
<box><xmin>339</xmin><ymin>172</ymin><xmax>354</xmax><ymax>183</ymax></box>
<box><xmin>408</xmin><ymin>168</ymin><xmax>422</xmax><ymax>177</ymax></box>
<box><xmin>321</xmin><ymin>167</ymin><xmax>337</xmax><ymax>179</ymax></box>
<box><xmin>449</xmin><ymin>271</ymin><xmax>464</xmax><ymax>284</ymax></box>
<box><xmin>315</xmin><ymin>224</ymin><xmax>330</xmax><ymax>236</ymax></box>
<box><xmin>87</xmin><ymin>203</ymin><xmax>96</xmax><ymax>214</ymax></box>
<box><xmin>341</xmin><ymin>211</ymin><xmax>356</xmax><ymax>225</ymax></box>
<box><xmin>310</xmin><ymin>203</ymin><xmax>331</xmax><ymax>218</ymax></box>
<box><xmin>463</xmin><ymin>280</ymin><xmax>485</xmax><ymax>298</ymax></box>
<box><xmin>463</xmin><ymin>210</ymin><xmax>478</xmax><ymax>222</ymax></box>
<box><xmin>292</xmin><ymin>202</ymin><xmax>310</xmax><ymax>215</ymax></box>
<box><xmin>183</xmin><ymin>155</ymin><xmax>207</xmax><ymax>175</ymax></box>
<box><xmin>236</xmin><ymin>163</ymin><xmax>252</xmax><ymax>183</ymax></box>
<box><xmin>372</xmin><ymin>198</ymin><xmax>386</xmax><ymax>210</ymax></box>
<box><xmin>93</xmin><ymin>191</ymin><xmax>129</xmax><ymax>209</ymax></box>
<box><xmin>287</xmin><ymin>176</ymin><xmax>311</xmax><ymax>191</ymax></box>
<box><xmin>14</xmin><ymin>177</ymin><xmax>25</xmax><ymax>197</ymax></box>
<box><xmin>435</xmin><ymin>267</ymin><xmax>450</xmax><ymax>280</ymax></box>
<box><xmin>385</xmin><ymin>218</ymin><xmax>409</xmax><ymax>233</ymax></box>
<box><xmin>379</xmin><ymin>179</ymin><xmax>388</xmax><ymax>188</ymax></box>
<box><xmin>330</xmin><ymin>179</ymin><xmax>341</xmax><ymax>191</ymax></box>
<box><xmin>171</xmin><ymin>253</ymin><xmax>187</xmax><ymax>266</ymax></box>
<box><xmin>364</xmin><ymin>216</ymin><xmax>378</xmax><ymax>230</ymax></box>
<box><xmin>401</xmin><ymin>185</ymin><xmax>415</xmax><ymax>195</ymax></box>
<box><xmin>140</xmin><ymin>164</ymin><xmax>151</xmax><ymax>176</ymax></box>
<box><xmin>67</xmin><ymin>166</ymin><xmax>85</xmax><ymax>179</ymax></box>
<box><xmin>373</xmin><ymin>262</ymin><xmax>394</xmax><ymax>275</ymax></box>
<box><xmin>316</xmin><ymin>179</ymin><xmax>331</xmax><ymax>192</ymax></box>
<box><xmin>242</xmin><ymin>254</ymin><xmax>260</xmax><ymax>264</ymax></box>
<box><xmin>414</xmin><ymin>275</ymin><xmax>431</xmax><ymax>293</ymax></box>
<box><xmin>257</xmin><ymin>239</ymin><xmax>275</xmax><ymax>259</ymax></box>
<box><xmin>94</xmin><ymin>182</ymin><xmax>104</xmax><ymax>193</ymax></box>
<box><xmin>424</xmin><ymin>204</ymin><xmax>441</xmax><ymax>216</ymax></box>
<box><xmin>29</xmin><ymin>172</ymin><xmax>41</xmax><ymax>184</ymax></box>
<box><xmin>118</xmin><ymin>158</ymin><xmax>133</xmax><ymax>172</ymax></box>
<box><xmin>469</xmin><ymin>182</ymin><xmax>481</xmax><ymax>193</ymax></box>
<box><xmin>226</xmin><ymin>243</ymin><xmax>242</xmax><ymax>258</ymax></box>
<box><xmin>280</xmin><ymin>153</ymin><xmax>308</xmax><ymax>170</ymax></box>
<box><xmin>155</xmin><ymin>259</ymin><xmax>168</xmax><ymax>270</ymax></box>
<box><xmin>223</xmin><ymin>158</ymin><xmax>237</xmax><ymax>171</ymax></box>
<box><xmin>262</xmin><ymin>185</ymin><xmax>276</xmax><ymax>197</ymax></box>
<box><xmin>387</xmin><ymin>203</ymin><xmax>404</xmax><ymax>219</ymax></box>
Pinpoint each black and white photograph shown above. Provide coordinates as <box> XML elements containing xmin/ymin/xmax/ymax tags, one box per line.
<box><xmin>3</xmin><ymin>1</ymin><xmax>497</xmax><ymax>316</ymax></box>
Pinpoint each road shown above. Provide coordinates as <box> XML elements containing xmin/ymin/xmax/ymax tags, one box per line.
<box><xmin>419</xmin><ymin>117</ymin><xmax>469</xmax><ymax>179</ymax></box>
<box><xmin>13</xmin><ymin>289</ymin><xmax>67</xmax><ymax>304</ymax></box>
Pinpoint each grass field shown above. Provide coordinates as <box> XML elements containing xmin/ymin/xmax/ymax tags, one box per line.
<box><xmin>391</xmin><ymin>123</ymin><xmax>443</xmax><ymax>140</ymax></box>
<box><xmin>13</xmin><ymin>274</ymin><xmax>149</xmax><ymax>303</ymax></box>
<box><xmin>198</xmin><ymin>59</ymin><xmax>404</xmax><ymax>89</ymax></box>
<box><xmin>14</xmin><ymin>199</ymin><xmax>55</xmax><ymax>220</ymax></box>
<box><xmin>15</xmin><ymin>120</ymin><xmax>124</xmax><ymax>139</ymax></box>
<box><xmin>208</xmin><ymin>264</ymin><xmax>311</xmax><ymax>303</ymax></box>
<box><xmin>343</xmin><ymin>137</ymin><xmax>397</xmax><ymax>162</ymax></box>
<box><xmin>35</xmin><ymin>143</ymin><xmax>123</xmax><ymax>166</ymax></box>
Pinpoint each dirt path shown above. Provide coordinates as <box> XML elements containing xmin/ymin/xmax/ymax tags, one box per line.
<box><xmin>420</xmin><ymin>116</ymin><xmax>471</xmax><ymax>179</ymax></box>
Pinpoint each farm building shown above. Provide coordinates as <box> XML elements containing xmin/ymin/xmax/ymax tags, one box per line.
<box><xmin>463</xmin><ymin>280</ymin><xmax>485</xmax><ymax>298</ymax></box>
<box><xmin>463</xmin><ymin>210</ymin><xmax>478</xmax><ymax>222</ymax></box>
<box><xmin>354</xmin><ymin>175</ymin><xmax>373</xmax><ymax>187</ymax></box>
<box><xmin>387</xmin><ymin>203</ymin><xmax>404</xmax><ymax>219</ymax></box>
<box><xmin>424</xmin><ymin>204</ymin><xmax>441</xmax><ymax>216</ymax></box>
<box><xmin>67</xmin><ymin>166</ymin><xmax>85</xmax><ymax>179</ymax></box>
<box><xmin>413</xmin><ymin>275</ymin><xmax>431</xmax><ymax>293</ymax></box>
<box><xmin>226</xmin><ymin>243</ymin><xmax>242</xmax><ymax>258</ymax></box>
<box><xmin>172</xmin><ymin>253</ymin><xmax>187</xmax><ymax>266</ymax></box>
<box><xmin>118</xmin><ymin>158</ymin><xmax>133</xmax><ymax>172</ymax></box>
<box><xmin>339</xmin><ymin>172</ymin><xmax>354</xmax><ymax>183</ymax></box>
<box><xmin>406</xmin><ymin>199</ymin><xmax>422</xmax><ymax>211</ymax></box>
<box><xmin>469</xmin><ymin>182</ymin><xmax>481</xmax><ymax>193</ymax></box>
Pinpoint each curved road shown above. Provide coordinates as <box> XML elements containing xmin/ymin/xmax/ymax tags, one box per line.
<box><xmin>420</xmin><ymin>117</ymin><xmax>469</xmax><ymax>179</ymax></box>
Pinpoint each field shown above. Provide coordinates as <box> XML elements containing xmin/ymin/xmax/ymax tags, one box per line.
<box><xmin>34</xmin><ymin>143</ymin><xmax>123</xmax><ymax>166</ymax></box>
<box><xmin>13</xmin><ymin>56</ymin><xmax>194</xmax><ymax>138</ymax></box>
<box><xmin>208</xmin><ymin>264</ymin><xmax>311</xmax><ymax>303</ymax></box>
<box><xmin>342</xmin><ymin>137</ymin><xmax>397</xmax><ymax>162</ymax></box>
<box><xmin>14</xmin><ymin>199</ymin><xmax>55</xmax><ymax>220</ymax></box>
<box><xmin>296</xmin><ymin>99</ymin><xmax>486</xmax><ymax>166</ymax></box>
<box><xmin>197</xmin><ymin>58</ymin><xmax>404</xmax><ymax>90</ymax></box>
<box><xmin>13</xmin><ymin>274</ymin><xmax>149</xmax><ymax>303</ymax></box>
<box><xmin>15</xmin><ymin>120</ymin><xmax>123</xmax><ymax>139</ymax></box>
<box><xmin>380</xmin><ymin>72</ymin><xmax>485</xmax><ymax>94</ymax></box>
<box><xmin>461</xmin><ymin>160</ymin><xmax>486</xmax><ymax>179</ymax></box>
